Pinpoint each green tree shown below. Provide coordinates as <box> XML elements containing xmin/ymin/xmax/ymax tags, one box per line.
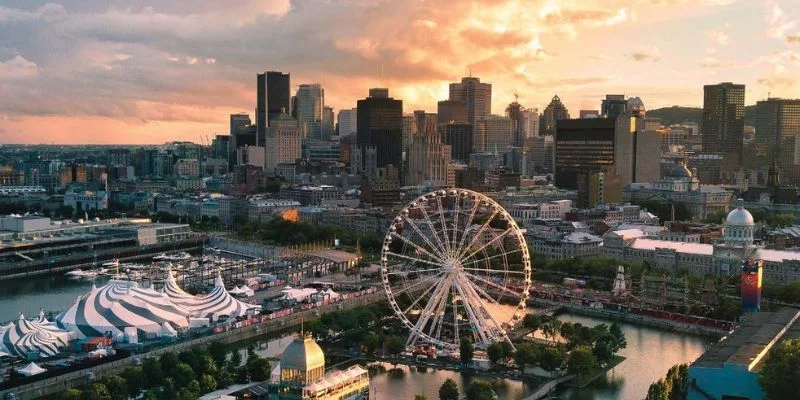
<box><xmin>523</xmin><ymin>314</ymin><xmax>542</xmax><ymax>331</ymax></box>
<box><xmin>363</xmin><ymin>332</ymin><xmax>383</xmax><ymax>355</ymax></box>
<box><xmin>99</xmin><ymin>375</ymin><xmax>128</xmax><ymax>400</ymax></box>
<box><xmin>207</xmin><ymin>341</ymin><xmax>228</xmax><ymax>367</ymax></box>
<box><xmin>160</xmin><ymin>352</ymin><xmax>181</xmax><ymax>376</ymax></box>
<box><xmin>57</xmin><ymin>389</ymin><xmax>82</xmax><ymax>400</ymax></box>
<box><xmin>438</xmin><ymin>378</ymin><xmax>459</xmax><ymax>400</ymax></box>
<box><xmin>609</xmin><ymin>323</ymin><xmax>627</xmax><ymax>352</ymax></box>
<box><xmin>142</xmin><ymin>358</ymin><xmax>164</xmax><ymax>387</ymax></box>
<box><xmin>460</xmin><ymin>338</ymin><xmax>474</xmax><ymax>366</ymax></box>
<box><xmin>80</xmin><ymin>383</ymin><xmax>111</xmax><ymax>400</ymax></box>
<box><xmin>414</xmin><ymin>395</ymin><xmax>428</xmax><ymax>400</ymax></box>
<box><xmin>199</xmin><ymin>374</ymin><xmax>218</xmax><ymax>393</ymax></box>
<box><xmin>247</xmin><ymin>357</ymin><xmax>271</xmax><ymax>382</ymax></box>
<box><xmin>465</xmin><ymin>381</ymin><xmax>494</xmax><ymax>400</ymax></box>
<box><xmin>567</xmin><ymin>346</ymin><xmax>597</xmax><ymax>377</ymax></box>
<box><xmin>174</xmin><ymin>363</ymin><xmax>197</xmax><ymax>387</ymax></box>
<box><xmin>540</xmin><ymin>346</ymin><xmax>566</xmax><ymax>371</ymax></box>
<box><xmin>487</xmin><ymin>342</ymin><xmax>505</xmax><ymax>365</ymax></box>
<box><xmin>229</xmin><ymin>348</ymin><xmax>242</xmax><ymax>368</ymax></box>
<box><xmin>120</xmin><ymin>366</ymin><xmax>146</xmax><ymax>395</ymax></box>
<box><xmin>513</xmin><ymin>343</ymin><xmax>540</xmax><ymax>370</ymax></box>
<box><xmin>759</xmin><ymin>339</ymin><xmax>800</xmax><ymax>400</ymax></box>
<box><xmin>385</xmin><ymin>336</ymin><xmax>406</xmax><ymax>359</ymax></box>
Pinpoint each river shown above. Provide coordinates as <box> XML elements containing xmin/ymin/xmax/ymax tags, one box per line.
<box><xmin>0</xmin><ymin>275</ymin><xmax>711</xmax><ymax>399</ymax></box>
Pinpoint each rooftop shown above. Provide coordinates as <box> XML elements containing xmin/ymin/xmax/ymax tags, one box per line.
<box><xmin>693</xmin><ymin>308</ymin><xmax>800</xmax><ymax>371</ymax></box>
<box><xmin>629</xmin><ymin>238</ymin><xmax>714</xmax><ymax>255</ymax></box>
<box><xmin>307</xmin><ymin>249</ymin><xmax>360</xmax><ymax>263</ymax></box>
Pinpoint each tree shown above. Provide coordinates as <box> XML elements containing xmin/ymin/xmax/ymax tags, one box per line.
<box><xmin>57</xmin><ymin>389</ymin><xmax>82</xmax><ymax>400</ymax></box>
<box><xmin>229</xmin><ymin>348</ymin><xmax>242</xmax><ymax>369</ymax></box>
<box><xmin>609</xmin><ymin>323</ymin><xmax>627</xmax><ymax>352</ymax></box>
<box><xmin>487</xmin><ymin>342</ymin><xmax>505</xmax><ymax>366</ymax></box>
<box><xmin>199</xmin><ymin>374</ymin><xmax>218</xmax><ymax>393</ymax></box>
<box><xmin>174</xmin><ymin>362</ymin><xmax>197</xmax><ymax>387</ymax></box>
<box><xmin>100</xmin><ymin>375</ymin><xmax>128</xmax><ymax>400</ymax></box>
<box><xmin>567</xmin><ymin>346</ymin><xmax>597</xmax><ymax>377</ymax></box>
<box><xmin>465</xmin><ymin>381</ymin><xmax>494</xmax><ymax>400</ymax></box>
<box><xmin>207</xmin><ymin>341</ymin><xmax>228</xmax><ymax>367</ymax></box>
<box><xmin>142</xmin><ymin>357</ymin><xmax>164</xmax><ymax>388</ymax></box>
<box><xmin>439</xmin><ymin>378</ymin><xmax>459</xmax><ymax>400</ymax></box>
<box><xmin>759</xmin><ymin>338</ymin><xmax>800</xmax><ymax>400</ymax></box>
<box><xmin>247</xmin><ymin>357</ymin><xmax>271</xmax><ymax>382</ymax></box>
<box><xmin>513</xmin><ymin>343</ymin><xmax>539</xmax><ymax>370</ymax></box>
<box><xmin>540</xmin><ymin>347</ymin><xmax>565</xmax><ymax>372</ymax></box>
<box><xmin>385</xmin><ymin>336</ymin><xmax>406</xmax><ymax>359</ymax></box>
<box><xmin>159</xmin><ymin>352</ymin><xmax>181</xmax><ymax>376</ymax></box>
<box><xmin>80</xmin><ymin>383</ymin><xmax>111</xmax><ymax>400</ymax></box>
<box><xmin>414</xmin><ymin>395</ymin><xmax>428</xmax><ymax>400</ymax></box>
<box><xmin>120</xmin><ymin>366</ymin><xmax>146</xmax><ymax>395</ymax></box>
<box><xmin>460</xmin><ymin>338</ymin><xmax>474</xmax><ymax>366</ymax></box>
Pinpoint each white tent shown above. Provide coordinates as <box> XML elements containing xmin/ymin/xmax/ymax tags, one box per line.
<box><xmin>162</xmin><ymin>270</ymin><xmax>260</xmax><ymax>318</ymax></box>
<box><xmin>160</xmin><ymin>322</ymin><xmax>178</xmax><ymax>337</ymax></box>
<box><xmin>1</xmin><ymin>314</ymin><xmax>71</xmax><ymax>358</ymax></box>
<box><xmin>228</xmin><ymin>286</ymin><xmax>245</xmax><ymax>295</ymax></box>
<box><xmin>17</xmin><ymin>362</ymin><xmax>46</xmax><ymax>377</ymax></box>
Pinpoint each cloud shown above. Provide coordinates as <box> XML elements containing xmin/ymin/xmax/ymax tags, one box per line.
<box><xmin>788</xmin><ymin>34</ymin><xmax>800</xmax><ymax>44</ymax></box>
<box><xmin>706</xmin><ymin>24</ymin><xmax>730</xmax><ymax>46</ymax></box>
<box><xmin>628</xmin><ymin>47</ymin><xmax>661</xmax><ymax>61</ymax></box>
<box><xmin>765</xmin><ymin>1</ymin><xmax>800</xmax><ymax>44</ymax></box>
<box><xmin>698</xmin><ymin>57</ymin><xmax>737</xmax><ymax>68</ymax></box>
<box><xmin>0</xmin><ymin>55</ymin><xmax>38</xmax><ymax>79</ymax></box>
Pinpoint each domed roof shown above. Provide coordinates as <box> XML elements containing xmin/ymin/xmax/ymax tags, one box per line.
<box><xmin>669</xmin><ymin>163</ymin><xmax>692</xmax><ymax>178</ymax></box>
<box><xmin>726</xmin><ymin>199</ymin><xmax>754</xmax><ymax>226</ymax></box>
<box><xmin>281</xmin><ymin>335</ymin><xmax>325</xmax><ymax>372</ymax></box>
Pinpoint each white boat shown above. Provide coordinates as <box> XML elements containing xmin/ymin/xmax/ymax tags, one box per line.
<box><xmin>101</xmin><ymin>259</ymin><xmax>120</xmax><ymax>268</ymax></box>
<box><xmin>65</xmin><ymin>270</ymin><xmax>98</xmax><ymax>281</ymax></box>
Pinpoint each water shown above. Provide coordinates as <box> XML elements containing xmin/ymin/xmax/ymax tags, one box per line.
<box><xmin>556</xmin><ymin>313</ymin><xmax>710</xmax><ymax>400</ymax></box>
<box><xmin>0</xmin><ymin>275</ymin><xmax>94</xmax><ymax>322</ymax></box>
<box><xmin>0</xmin><ymin>275</ymin><xmax>711</xmax><ymax>399</ymax></box>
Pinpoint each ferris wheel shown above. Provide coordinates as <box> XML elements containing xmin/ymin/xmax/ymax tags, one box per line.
<box><xmin>380</xmin><ymin>188</ymin><xmax>532</xmax><ymax>351</ymax></box>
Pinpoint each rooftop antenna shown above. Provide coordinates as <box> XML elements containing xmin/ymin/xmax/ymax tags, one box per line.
<box><xmin>380</xmin><ymin>63</ymin><xmax>384</xmax><ymax>88</ymax></box>
<box><xmin>469</xmin><ymin>67</ymin><xmax>472</xmax><ymax>78</ymax></box>
<box><xmin>513</xmin><ymin>90</ymin><xmax>519</xmax><ymax>103</ymax></box>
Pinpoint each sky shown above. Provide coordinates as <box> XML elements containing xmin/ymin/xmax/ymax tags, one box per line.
<box><xmin>1</xmin><ymin>0</ymin><xmax>800</xmax><ymax>144</ymax></box>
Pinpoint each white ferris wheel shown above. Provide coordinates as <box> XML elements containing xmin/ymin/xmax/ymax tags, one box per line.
<box><xmin>380</xmin><ymin>188</ymin><xmax>532</xmax><ymax>351</ymax></box>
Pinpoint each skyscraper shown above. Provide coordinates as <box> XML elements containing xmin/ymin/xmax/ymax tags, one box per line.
<box><xmin>265</xmin><ymin>111</ymin><xmax>302</xmax><ymax>175</ymax></box>
<box><xmin>295</xmin><ymin>84</ymin><xmax>324</xmax><ymax>140</ymax></box>
<box><xmin>337</xmin><ymin>108</ymin><xmax>358</xmax><ymax>137</ymax></box>
<box><xmin>702</xmin><ymin>82</ymin><xmax>745</xmax><ymax>167</ymax></box>
<box><xmin>407</xmin><ymin>132</ymin><xmax>452</xmax><ymax>187</ymax></box>
<box><xmin>449</xmin><ymin>77</ymin><xmax>491</xmax><ymax>126</ymax></box>
<box><xmin>474</xmin><ymin>115</ymin><xmax>512</xmax><ymax>154</ymax></box>
<box><xmin>322</xmin><ymin>106</ymin><xmax>334</xmax><ymax>141</ymax></box>
<box><xmin>540</xmin><ymin>95</ymin><xmax>570</xmax><ymax>136</ymax></box>
<box><xmin>440</xmin><ymin>123</ymin><xmax>473</xmax><ymax>163</ymax></box>
<box><xmin>506</xmin><ymin>101</ymin><xmax>524</xmax><ymax>147</ymax></box>
<box><xmin>256</xmin><ymin>71</ymin><xmax>291</xmax><ymax>141</ymax></box>
<box><xmin>357</xmin><ymin>88</ymin><xmax>403</xmax><ymax>171</ymax></box>
<box><xmin>437</xmin><ymin>100</ymin><xmax>468</xmax><ymax>125</ymax></box>
<box><xmin>601</xmin><ymin>94</ymin><xmax>628</xmax><ymax>118</ymax></box>
<box><xmin>755</xmin><ymin>98</ymin><xmax>800</xmax><ymax>185</ymax></box>
<box><xmin>414</xmin><ymin>110</ymin><xmax>437</xmax><ymax>137</ymax></box>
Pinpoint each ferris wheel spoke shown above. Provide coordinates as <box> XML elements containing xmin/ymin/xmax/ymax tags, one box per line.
<box><xmin>463</xmin><ymin>271</ymin><xmax>523</xmax><ymax>299</ymax></box>
<box><xmin>391</xmin><ymin>271</ymin><xmax>444</xmax><ymax>297</ymax></box>
<box><xmin>385</xmin><ymin>251</ymin><xmax>445</xmax><ymax>269</ymax></box>
<box><xmin>416</xmin><ymin>199</ymin><xmax>450</xmax><ymax>258</ymax></box>
<box><xmin>401</xmin><ymin>214</ymin><xmax>448</xmax><ymax>260</ymax></box>
<box><xmin>428</xmin><ymin>276</ymin><xmax>453</xmax><ymax>341</ymax></box>
<box><xmin>458</xmin><ymin>228</ymin><xmax>514</xmax><ymax>265</ymax></box>
<box><xmin>435</xmin><ymin>197</ymin><xmax>453</xmax><ymax>254</ymax></box>
<box><xmin>402</xmin><ymin>277</ymin><xmax>444</xmax><ymax>315</ymax></box>
<box><xmin>449</xmin><ymin>283</ymin><xmax>461</xmax><ymax>346</ymax></box>
<box><xmin>456</xmin><ymin>199</ymin><xmax>480</xmax><ymax>252</ymax></box>
<box><xmin>386</xmin><ymin>267</ymin><xmax>442</xmax><ymax>276</ymax></box>
<box><xmin>452</xmin><ymin>277</ymin><xmax>490</xmax><ymax>345</ymax></box>
<box><xmin>459</xmin><ymin>275</ymin><xmax>510</xmax><ymax>340</ymax></box>
<box><xmin>456</xmin><ymin>208</ymin><xmax>500</xmax><ymax>261</ymax></box>
<box><xmin>461</xmin><ymin>266</ymin><xmax>528</xmax><ymax>277</ymax></box>
<box><xmin>408</xmin><ymin>274</ymin><xmax>452</xmax><ymax>346</ymax></box>
<box><xmin>461</xmin><ymin>247</ymin><xmax>522</xmax><ymax>268</ymax></box>
<box><xmin>390</xmin><ymin>231</ymin><xmax>447</xmax><ymax>264</ymax></box>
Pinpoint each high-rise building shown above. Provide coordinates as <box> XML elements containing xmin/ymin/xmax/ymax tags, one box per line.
<box><xmin>265</xmin><ymin>112</ymin><xmax>302</xmax><ymax>175</ymax></box>
<box><xmin>440</xmin><ymin>123</ymin><xmax>473</xmax><ymax>163</ymax></box>
<box><xmin>529</xmin><ymin>135</ymin><xmax>553</xmax><ymax>172</ymax></box>
<box><xmin>601</xmin><ymin>94</ymin><xmax>628</xmax><ymax>118</ymax></box>
<box><xmin>230</xmin><ymin>113</ymin><xmax>254</xmax><ymax>168</ymax></box>
<box><xmin>414</xmin><ymin>110</ymin><xmax>437</xmax><ymax>137</ymax></box>
<box><xmin>402</xmin><ymin>114</ymin><xmax>416</xmax><ymax>160</ymax></box>
<box><xmin>540</xmin><ymin>95</ymin><xmax>570</xmax><ymax>136</ymax></box>
<box><xmin>755</xmin><ymin>98</ymin><xmax>800</xmax><ymax>185</ymax></box>
<box><xmin>437</xmin><ymin>100</ymin><xmax>468</xmax><ymax>125</ymax></box>
<box><xmin>322</xmin><ymin>106</ymin><xmax>335</xmax><ymax>141</ymax></box>
<box><xmin>449</xmin><ymin>77</ymin><xmax>491</xmax><ymax>126</ymax></box>
<box><xmin>520</xmin><ymin>108</ymin><xmax>540</xmax><ymax>140</ymax></box>
<box><xmin>702</xmin><ymin>82</ymin><xmax>745</xmax><ymax>167</ymax></box>
<box><xmin>295</xmin><ymin>84</ymin><xmax>324</xmax><ymax>140</ymax></box>
<box><xmin>256</xmin><ymin>71</ymin><xmax>291</xmax><ymax>141</ymax></box>
<box><xmin>337</xmin><ymin>108</ymin><xmax>358</xmax><ymax>137</ymax></box>
<box><xmin>356</xmin><ymin>88</ymin><xmax>403</xmax><ymax>172</ymax></box>
<box><xmin>555</xmin><ymin>117</ymin><xmax>641</xmax><ymax>189</ymax></box>
<box><xmin>474</xmin><ymin>115</ymin><xmax>512</xmax><ymax>154</ymax></box>
<box><xmin>507</xmin><ymin>101</ymin><xmax>525</xmax><ymax>147</ymax></box>
<box><xmin>406</xmin><ymin>133</ymin><xmax>452</xmax><ymax>187</ymax></box>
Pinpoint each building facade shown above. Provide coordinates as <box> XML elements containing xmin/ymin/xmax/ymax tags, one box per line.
<box><xmin>356</xmin><ymin>88</ymin><xmax>403</xmax><ymax>171</ymax></box>
<box><xmin>702</xmin><ymin>82</ymin><xmax>745</xmax><ymax>167</ymax></box>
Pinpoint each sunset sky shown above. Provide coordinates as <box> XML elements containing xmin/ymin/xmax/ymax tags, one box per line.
<box><xmin>1</xmin><ymin>0</ymin><xmax>800</xmax><ymax>144</ymax></box>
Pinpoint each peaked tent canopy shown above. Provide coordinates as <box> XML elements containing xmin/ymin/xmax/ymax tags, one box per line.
<box><xmin>17</xmin><ymin>362</ymin><xmax>46</xmax><ymax>377</ymax></box>
<box><xmin>162</xmin><ymin>270</ymin><xmax>260</xmax><ymax>318</ymax></box>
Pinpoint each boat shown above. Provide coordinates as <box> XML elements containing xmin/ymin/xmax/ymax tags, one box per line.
<box><xmin>65</xmin><ymin>270</ymin><xmax>98</xmax><ymax>281</ymax></box>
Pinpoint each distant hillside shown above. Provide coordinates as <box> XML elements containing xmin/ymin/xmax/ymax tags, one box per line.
<box><xmin>648</xmin><ymin>105</ymin><xmax>757</xmax><ymax>126</ymax></box>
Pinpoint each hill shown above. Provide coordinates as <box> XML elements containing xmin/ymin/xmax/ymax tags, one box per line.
<box><xmin>648</xmin><ymin>105</ymin><xmax>757</xmax><ymax>126</ymax></box>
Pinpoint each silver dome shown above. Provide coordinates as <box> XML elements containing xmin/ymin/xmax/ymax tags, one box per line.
<box><xmin>725</xmin><ymin>199</ymin><xmax>754</xmax><ymax>226</ymax></box>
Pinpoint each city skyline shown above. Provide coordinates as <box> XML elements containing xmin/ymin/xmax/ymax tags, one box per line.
<box><xmin>1</xmin><ymin>0</ymin><xmax>800</xmax><ymax>144</ymax></box>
